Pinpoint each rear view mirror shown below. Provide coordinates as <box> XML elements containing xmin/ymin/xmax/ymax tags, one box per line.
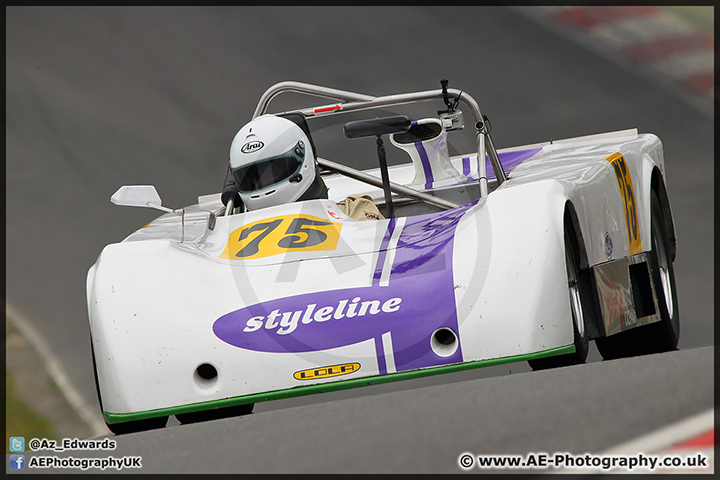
<box><xmin>110</xmin><ymin>185</ymin><xmax>195</xmax><ymax>241</ymax></box>
<box><xmin>111</xmin><ymin>185</ymin><xmax>165</xmax><ymax>210</ymax></box>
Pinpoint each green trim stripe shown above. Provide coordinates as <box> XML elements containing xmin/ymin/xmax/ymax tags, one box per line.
<box><xmin>104</xmin><ymin>344</ymin><xmax>574</xmax><ymax>424</ymax></box>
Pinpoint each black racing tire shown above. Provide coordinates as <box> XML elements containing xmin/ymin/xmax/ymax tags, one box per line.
<box><xmin>644</xmin><ymin>192</ymin><xmax>680</xmax><ymax>350</ymax></box>
<box><xmin>176</xmin><ymin>403</ymin><xmax>255</xmax><ymax>425</ymax></box>
<box><xmin>595</xmin><ymin>324</ymin><xmax>641</xmax><ymax>360</ymax></box>
<box><xmin>106</xmin><ymin>416</ymin><xmax>169</xmax><ymax>436</ymax></box>
<box><xmin>529</xmin><ymin>216</ymin><xmax>590</xmax><ymax>370</ymax></box>
<box><xmin>596</xmin><ymin>192</ymin><xmax>679</xmax><ymax>359</ymax></box>
<box><xmin>90</xmin><ymin>342</ymin><xmax>103</xmax><ymax>414</ymax></box>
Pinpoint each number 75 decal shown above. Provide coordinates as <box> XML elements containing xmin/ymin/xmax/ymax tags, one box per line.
<box><xmin>220</xmin><ymin>214</ymin><xmax>342</xmax><ymax>260</ymax></box>
<box><xmin>606</xmin><ymin>153</ymin><xmax>642</xmax><ymax>255</ymax></box>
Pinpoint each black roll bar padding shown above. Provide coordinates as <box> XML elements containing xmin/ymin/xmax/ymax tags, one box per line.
<box><xmin>343</xmin><ymin>115</ymin><xmax>411</xmax><ymax>139</ymax></box>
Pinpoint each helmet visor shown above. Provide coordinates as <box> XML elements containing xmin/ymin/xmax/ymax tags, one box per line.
<box><xmin>232</xmin><ymin>141</ymin><xmax>305</xmax><ymax>192</ymax></box>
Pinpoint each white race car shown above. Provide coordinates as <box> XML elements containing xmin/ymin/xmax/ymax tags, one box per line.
<box><xmin>87</xmin><ymin>80</ymin><xmax>679</xmax><ymax>434</ymax></box>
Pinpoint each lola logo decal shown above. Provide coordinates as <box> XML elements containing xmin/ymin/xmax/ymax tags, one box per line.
<box><xmin>240</xmin><ymin>140</ymin><xmax>264</xmax><ymax>154</ymax></box>
<box><xmin>220</xmin><ymin>214</ymin><xmax>342</xmax><ymax>260</ymax></box>
<box><xmin>294</xmin><ymin>363</ymin><xmax>361</xmax><ymax>381</ymax></box>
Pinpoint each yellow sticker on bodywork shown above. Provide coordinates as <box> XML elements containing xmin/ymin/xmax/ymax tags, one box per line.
<box><xmin>606</xmin><ymin>153</ymin><xmax>641</xmax><ymax>255</ymax></box>
<box><xmin>220</xmin><ymin>214</ymin><xmax>342</xmax><ymax>260</ymax></box>
<box><xmin>293</xmin><ymin>363</ymin><xmax>361</xmax><ymax>381</ymax></box>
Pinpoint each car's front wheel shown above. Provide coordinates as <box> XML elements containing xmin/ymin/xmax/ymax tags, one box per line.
<box><xmin>529</xmin><ymin>215</ymin><xmax>589</xmax><ymax>370</ymax></box>
<box><xmin>105</xmin><ymin>416</ymin><xmax>169</xmax><ymax>436</ymax></box>
<box><xmin>176</xmin><ymin>403</ymin><xmax>254</xmax><ymax>425</ymax></box>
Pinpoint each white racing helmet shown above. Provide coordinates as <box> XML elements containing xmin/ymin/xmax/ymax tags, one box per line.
<box><xmin>229</xmin><ymin>114</ymin><xmax>318</xmax><ymax>211</ymax></box>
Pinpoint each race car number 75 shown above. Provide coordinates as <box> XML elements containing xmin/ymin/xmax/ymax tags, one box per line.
<box><xmin>220</xmin><ymin>214</ymin><xmax>342</xmax><ymax>260</ymax></box>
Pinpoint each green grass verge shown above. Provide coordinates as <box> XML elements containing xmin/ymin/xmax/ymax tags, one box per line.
<box><xmin>6</xmin><ymin>371</ymin><xmax>58</xmax><ymax>453</ymax></box>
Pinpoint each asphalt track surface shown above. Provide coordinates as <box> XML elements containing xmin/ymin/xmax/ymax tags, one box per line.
<box><xmin>5</xmin><ymin>6</ymin><xmax>714</xmax><ymax>474</ymax></box>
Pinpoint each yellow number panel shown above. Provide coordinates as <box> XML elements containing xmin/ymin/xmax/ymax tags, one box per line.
<box><xmin>220</xmin><ymin>214</ymin><xmax>342</xmax><ymax>261</ymax></box>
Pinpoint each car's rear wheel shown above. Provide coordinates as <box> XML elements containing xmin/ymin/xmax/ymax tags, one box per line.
<box><xmin>529</xmin><ymin>216</ymin><xmax>589</xmax><ymax>370</ymax></box>
<box><xmin>596</xmin><ymin>192</ymin><xmax>679</xmax><ymax>359</ymax></box>
<box><xmin>176</xmin><ymin>403</ymin><xmax>254</xmax><ymax>425</ymax></box>
<box><xmin>644</xmin><ymin>192</ymin><xmax>680</xmax><ymax>350</ymax></box>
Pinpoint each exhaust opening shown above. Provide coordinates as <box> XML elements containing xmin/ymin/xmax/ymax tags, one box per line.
<box><xmin>430</xmin><ymin>327</ymin><xmax>458</xmax><ymax>357</ymax></box>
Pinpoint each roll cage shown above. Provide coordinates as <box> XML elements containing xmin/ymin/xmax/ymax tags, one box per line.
<box><xmin>247</xmin><ymin>81</ymin><xmax>506</xmax><ymax>210</ymax></box>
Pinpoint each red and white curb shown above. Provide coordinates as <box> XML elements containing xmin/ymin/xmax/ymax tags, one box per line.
<box><xmin>516</xmin><ymin>6</ymin><xmax>714</xmax><ymax>114</ymax></box>
<box><xmin>559</xmin><ymin>407</ymin><xmax>714</xmax><ymax>474</ymax></box>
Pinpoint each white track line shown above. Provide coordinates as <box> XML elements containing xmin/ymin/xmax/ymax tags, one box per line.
<box><xmin>600</xmin><ymin>407</ymin><xmax>714</xmax><ymax>457</ymax></box>
<box><xmin>590</xmin><ymin>13</ymin><xmax>696</xmax><ymax>50</ymax></box>
<box><xmin>555</xmin><ymin>407</ymin><xmax>714</xmax><ymax>473</ymax></box>
<box><xmin>652</xmin><ymin>50</ymin><xmax>715</xmax><ymax>80</ymax></box>
<box><xmin>515</xmin><ymin>5</ymin><xmax>714</xmax><ymax>118</ymax></box>
<box><xmin>6</xmin><ymin>303</ymin><xmax>108</xmax><ymax>438</ymax></box>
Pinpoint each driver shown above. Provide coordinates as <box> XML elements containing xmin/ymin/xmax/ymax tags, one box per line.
<box><xmin>223</xmin><ymin>114</ymin><xmax>327</xmax><ymax>211</ymax></box>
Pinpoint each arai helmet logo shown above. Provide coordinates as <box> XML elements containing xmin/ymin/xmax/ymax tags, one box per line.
<box><xmin>241</xmin><ymin>140</ymin><xmax>264</xmax><ymax>154</ymax></box>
